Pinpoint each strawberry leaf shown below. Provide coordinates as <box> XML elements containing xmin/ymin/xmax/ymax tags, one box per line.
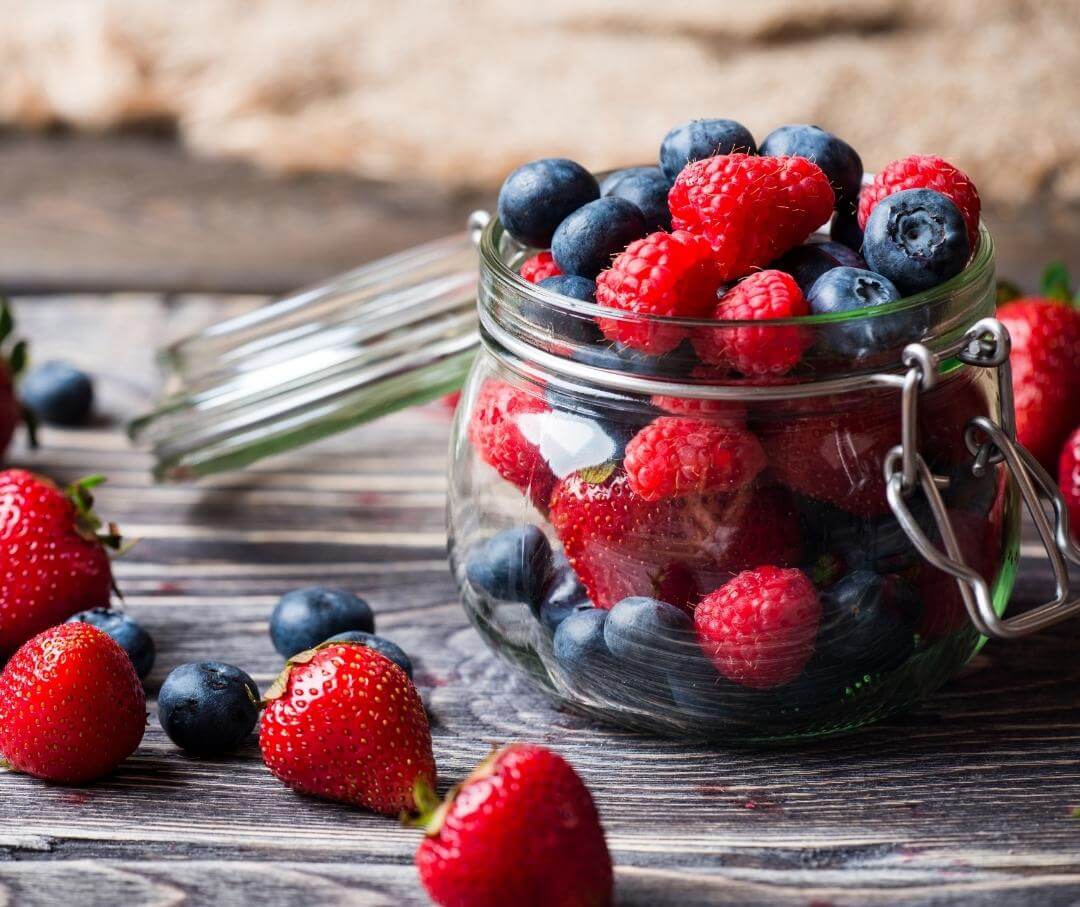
<box><xmin>1040</xmin><ymin>262</ymin><xmax>1072</xmax><ymax>303</ymax></box>
<box><xmin>995</xmin><ymin>280</ymin><xmax>1022</xmax><ymax>306</ymax></box>
<box><xmin>19</xmin><ymin>405</ymin><xmax>38</xmax><ymax>450</ymax></box>
<box><xmin>7</xmin><ymin>340</ymin><xmax>27</xmax><ymax>377</ymax></box>
<box><xmin>0</xmin><ymin>301</ymin><xmax>12</xmax><ymax>347</ymax></box>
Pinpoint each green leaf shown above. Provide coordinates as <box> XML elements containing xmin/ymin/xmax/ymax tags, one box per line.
<box><xmin>1040</xmin><ymin>262</ymin><xmax>1072</xmax><ymax>302</ymax></box>
<box><xmin>7</xmin><ymin>340</ymin><xmax>27</xmax><ymax>377</ymax></box>
<box><xmin>1071</xmin><ymin>806</ymin><xmax>1080</xmax><ymax>819</ymax></box>
<box><xmin>577</xmin><ymin>461</ymin><xmax>616</xmax><ymax>485</ymax></box>
<box><xmin>19</xmin><ymin>405</ymin><xmax>38</xmax><ymax>450</ymax></box>
<box><xmin>0</xmin><ymin>301</ymin><xmax>12</xmax><ymax>347</ymax></box>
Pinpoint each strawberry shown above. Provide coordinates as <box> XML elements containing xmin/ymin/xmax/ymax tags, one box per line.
<box><xmin>259</xmin><ymin>641</ymin><xmax>436</xmax><ymax>816</ymax></box>
<box><xmin>414</xmin><ymin>742</ymin><xmax>613</xmax><ymax>907</ymax></box>
<box><xmin>0</xmin><ymin>470</ymin><xmax>123</xmax><ymax>658</ymax></box>
<box><xmin>668</xmin><ymin>153</ymin><xmax>835</xmax><ymax>281</ymax></box>
<box><xmin>466</xmin><ymin>378</ymin><xmax>557</xmax><ymax>511</ymax></box>
<box><xmin>1060</xmin><ymin>426</ymin><xmax>1080</xmax><ymax>544</ymax></box>
<box><xmin>996</xmin><ymin>265</ymin><xmax>1080</xmax><ymax>470</ymax></box>
<box><xmin>0</xmin><ymin>300</ymin><xmax>31</xmax><ymax>460</ymax></box>
<box><xmin>0</xmin><ymin>622</ymin><xmax>145</xmax><ymax>782</ymax></box>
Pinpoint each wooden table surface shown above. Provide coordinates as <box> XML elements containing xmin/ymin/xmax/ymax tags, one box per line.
<box><xmin>2</xmin><ymin>137</ymin><xmax>1080</xmax><ymax>907</ymax></box>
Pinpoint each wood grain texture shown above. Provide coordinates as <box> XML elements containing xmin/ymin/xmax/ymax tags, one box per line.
<box><xmin>3</xmin><ymin>295</ymin><xmax>1080</xmax><ymax>906</ymax></box>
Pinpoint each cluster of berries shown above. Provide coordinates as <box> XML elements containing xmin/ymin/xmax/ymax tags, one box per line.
<box><xmin>499</xmin><ymin>119</ymin><xmax>981</xmax><ymax>372</ymax></box>
<box><xmin>0</xmin><ymin>467</ymin><xmax>613</xmax><ymax>907</ymax></box>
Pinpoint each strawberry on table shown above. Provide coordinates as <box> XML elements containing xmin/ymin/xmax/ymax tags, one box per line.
<box><xmin>414</xmin><ymin>742</ymin><xmax>613</xmax><ymax>907</ymax></box>
<box><xmin>0</xmin><ymin>622</ymin><xmax>146</xmax><ymax>783</ymax></box>
<box><xmin>1059</xmin><ymin>426</ymin><xmax>1080</xmax><ymax>544</ymax></box>
<box><xmin>0</xmin><ymin>469</ymin><xmax>123</xmax><ymax>658</ymax></box>
<box><xmin>668</xmin><ymin>153</ymin><xmax>835</xmax><ymax>281</ymax></box>
<box><xmin>259</xmin><ymin>641</ymin><xmax>436</xmax><ymax>816</ymax></box>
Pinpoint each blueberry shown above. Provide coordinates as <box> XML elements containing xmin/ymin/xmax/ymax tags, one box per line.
<box><xmin>863</xmin><ymin>189</ymin><xmax>971</xmax><ymax>295</ymax></box>
<box><xmin>797</xmin><ymin>495</ymin><xmax>924</xmax><ymax>576</ymax></box>
<box><xmin>66</xmin><ymin>607</ymin><xmax>155</xmax><ymax>679</ymax></box>
<box><xmin>269</xmin><ymin>587</ymin><xmax>375</xmax><ymax>659</ymax></box>
<box><xmin>807</xmin><ymin>266</ymin><xmax>928</xmax><ymax>358</ymax></box>
<box><xmin>759</xmin><ymin>125</ymin><xmax>863</xmax><ymax>211</ymax></box>
<box><xmin>600</xmin><ymin>166</ymin><xmax>672</xmax><ymax>232</ymax></box>
<box><xmin>572</xmin><ymin>337</ymin><xmax>699</xmax><ymax>378</ymax></box>
<box><xmin>603</xmin><ymin>596</ymin><xmax>695</xmax><ymax>669</ymax></box>
<box><xmin>465</xmin><ymin>526</ymin><xmax>554</xmax><ymax>608</ymax></box>
<box><xmin>551</xmin><ymin>197</ymin><xmax>646</xmax><ymax>279</ymax></box>
<box><xmin>497</xmin><ymin>158</ymin><xmax>599</xmax><ymax>248</ymax></box>
<box><xmin>158</xmin><ymin>662</ymin><xmax>260</xmax><ymax>755</ymax></box>
<box><xmin>774</xmin><ymin>240</ymin><xmax>866</xmax><ymax>294</ymax></box>
<box><xmin>659</xmin><ymin>118</ymin><xmax>757</xmax><ymax>182</ymax></box>
<box><xmin>20</xmin><ymin>361</ymin><xmax>94</xmax><ymax>426</ymax></box>
<box><xmin>553</xmin><ymin>608</ymin><xmax>610</xmax><ymax>675</ymax></box>
<box><xmin>537</xmin><ymin>275</ymin><xmax>597</xmax><ymax>303</ymax></box>
<box><xmin>537</xmin><ymin>564</ymin><xmax>592</xmax><ymax>631</ymax></box>
<box><xmin>818</xmin><ymin>570</ymin><xmax>919</xmax><ymax>671</ymax></box>
<box><xmin>521</xmin><ymin>276</ymin><xmax>603</xmax><ymax>346</ymax></box>
<box><xmin>324</xmin><ymin>631</ymin><xmax>413</xmax><ymax>678</ymax></box>
<box><xmin>831</xmin><ymin>208</ymin><xmax>864</xmax><ymax>253</ymax></box>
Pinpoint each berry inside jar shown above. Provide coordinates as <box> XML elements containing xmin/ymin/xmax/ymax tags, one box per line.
<box><xmin>449</xmin><ymin>119</ymin><xmax>1018</xmax><ymax>741</ymax></box>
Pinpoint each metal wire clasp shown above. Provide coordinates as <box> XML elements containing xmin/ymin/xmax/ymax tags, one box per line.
<box><xmin>882</xmin><ymin>317</ymin><xmax>1080</xmax><ymax>640</ymax></box>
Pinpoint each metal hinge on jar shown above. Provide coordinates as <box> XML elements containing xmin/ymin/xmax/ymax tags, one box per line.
<box><xmin>882</xmin><ymin>317</ymin><xmax>1080</xmax><ymax>640</ymax></box>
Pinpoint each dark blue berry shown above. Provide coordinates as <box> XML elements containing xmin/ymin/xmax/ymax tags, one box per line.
<box><xmin>603</xmin><ymin>596</ymin><xmax>695</xmax><ymax>670</ymax></box>
<box><xmin>797</xmin><ymin>495</ymin><xmax>925</xmax><ymax>576</ymax></box>
<box><xmin>863</xmin><ymin>189</ymin><xmax>971</xmax><ymax>295</ymax></box>
<box><xmin>600</xmin><ymin>166</ymin><xmax>672</xmax><ymax>232</ymax></box>
<box><xmin>572</xmin><ymin>337</ymin><xmax>699</xmax><ymax>378</ymax></box>
<box><xmin>497</xmin><ymin>158</ymin><xmax>599</xmax><ymax>248</ymax></box>
<box><xmin>831</xmin><ymin>208</ymin><xmax>864</xmax><ymax>252</ymax></box>
<box><xmin>553</xmin><ymin>607</ymin><xmax>610</xmax><ymax>676</ymax></box>
<box><xmin>759</xmin><ymin>124</ymin><xmax>863</xmax><ymax>211</ymax></box>
<box><xmin>158</xmin><ymin>662</ymin><xmax>260</xmax><ymax>755</ymax></box>
<box><xmin>537</xmin><ymin>562</ymin><xmax>592</xmax><ymax>631</ymax></box>
<box><xmin>269</xmin><ymin>587</ymin><xmax>374</xmax><ymax>659</ymax></box>
<box><xmin>66</xmin><ymin>607</ymin><xmax>155</xmax><ymax>679</ymax></box>
<box><xmin>465</xmin><ymin>526</ymin><xmax>553</xmax><ymax>608</ymax></box>
<box><xmin>325</xmin><ymin>631</ymin><xmax>413</xmax><ymax>678</ymax></box>
<box><xmin>818</xmin><ymin>570</ymin><xmax>919</xmax><ymax>671</ymax></box>
<box><xmin>20</xmin><ymin>361</ymin><xmax>94</xmax><ymax>426</ymax></box>
<box><xmin>659</xmin><ymin>119</ymin><xmax>757</xmax><ymax>182</ymax></box>
<box><xmin>774</xmin><ymin>240</ymin><xmax>866</xmax><ymax>294</ymax></box>
<box><xmin>808</xmin><ymin>266</ymin><xmax>928</xmax><ymax>358</ymax></box>
<box><xmin>537</xmin><ymin>275</ymin><xmax>596</xmax><ymax>303</ymax></box>
<box><xmin>552</xmin><ymin>197</ymin><xmax>646</xmax><ymax>279</ymax></box>
<box><xmin>522</xmin><ymin>276</ymin><xmax>603</xmax><ymax>346</ymax></box>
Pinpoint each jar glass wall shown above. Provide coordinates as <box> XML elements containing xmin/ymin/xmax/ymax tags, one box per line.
<box><xmin>448</xmin><ymin>218</ymin><xmax>1018</xmax><ymax>742</ymax></box>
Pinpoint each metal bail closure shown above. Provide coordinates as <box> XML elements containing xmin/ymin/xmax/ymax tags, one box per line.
<box><xmin>884</xmin><ymin>320</ymin><xmax>1080</xmax><ymax>640</ymax></box>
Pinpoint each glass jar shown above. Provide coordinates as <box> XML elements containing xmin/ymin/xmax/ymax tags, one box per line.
<box><xmin>447</xmin><ymin>217</ymin><xmax>1023</xmax><ymax>742</ymax></box>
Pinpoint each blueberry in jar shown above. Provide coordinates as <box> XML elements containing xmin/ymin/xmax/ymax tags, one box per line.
<box><xmin>774</xmin><ymin>240</ymin><xmax>867</xmax><ymax>295</ymax></box>
<box><xmin>465</xmin><ymin>525</ymin><xmax>554</xmax><ymax>608</ymax></box>
<box><xmin>553</xmin><ymin>607</ymin><xmax>611</xmax><ymax>677</ymax></box>
<box><xmin>537</xmin><ymin>560</ymin><xmax>593</xmax><ymax>632</ymax></box>
<box><xmin>600</xmin><ymin>166</ymin><xmax>672</xmax><ymax>232</ymax></box>
<box><xmin>818</xmin><ymin>570</ymin><xmax>920</xmax><ymax>671</ymax></box>
<box><xmin>497</xmin><ymin>158</ymin><xmax>599</xmax><ymax>248</ymax></box>
<box><xmin>603</xmin><ymin>596</ymin><xmax>695</xmax><ymax>671</ymax></box>
<box><xmin>862</xmin><ymin>188</ymin><xmax>971</xmax><ymax>295</ymax></box>
<box><xmin>659</xmin><ymin>118</ymin><xmax>757</xmax><ymax>182</ymax></box>
<box><xmin>759</xmin><ymin>124</ymin><xmax>863</xmax><ymax>213</ymax></box>
<box><xmin>551</xmin><ymin>197</ymin><xmax>647</xmax><ymax>279</ymax></box>
<box><xmin>524</xmin><ymin>275</ymin><xmax>603</xmax><ymax>346</ymax></box>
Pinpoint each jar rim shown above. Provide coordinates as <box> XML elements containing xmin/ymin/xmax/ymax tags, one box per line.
<box><xmin>480</xmin><ymin>217</ymin><xmax>995</xmax><ymax>331</ymax></box>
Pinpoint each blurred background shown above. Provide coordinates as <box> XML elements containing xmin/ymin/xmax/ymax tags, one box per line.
<box><xmin>1</xmin><ymin>0</ymin><xmax>1077</xmax><ymax>295</ymax></box>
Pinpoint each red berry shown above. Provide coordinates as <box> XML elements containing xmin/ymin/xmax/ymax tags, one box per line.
<box><xmin>997</xmin><ymin>298</ymin><xmax>1080</xmax><ymax>471</ymax></box>
<box><xmin>669</xmin><ymin>154</ymin><xmax>834</xmax><ymax>281</ymax></box>
<box><xmin>0</xmin><ymin>623</ymin><xmax>145</xmax><ymax>782</ymax></box>
<box><xmin>695</xmin><ymin>566</ymin><xmax>822</xmax><ymax>689</ymax></box>
<box><xmin>1059</xmin><ymin>427</ymin><xmax>1080</xmax><ymax>544</ymax></box>
<box><xmin>0</xmin><ymin>469</ymin><xmax>121</xmax><ymax>658</ymax></box>
<box><xmin>520</xmin><ymin>251</ymin><xmax>562</xmax><ymax>284</ymax></box>
<box><xmin>467</xmin><ymin>379</ymin><xmax>556</xmax><ymax>512</ymax></box>
<box><xmin>259</xmin><ymin>642</ymin><xmax>436</xmax><ymax>816</ymax></box>
<box><xmin>415</xmin><ymin>743</ymin><xmax>613</xmax><ymax>907</ymax></box>
<box><xmin>858</xmin><ymin>155</ymin><xmax>980</xmax><ymax>242</ymax></box>
<box><xmin>594</xmin><ymin>230</ymin><xmax>723</xmax><ymax>355</ymax></box>
<box><xmin>693</xmin><ymin>270</ymin><xmax>810</xmax><ymax>376</ymax></box>
<box><xmin>623</xmin><ymin>416</ymin><xmax>765</xmax><ymax>502</ymax></box>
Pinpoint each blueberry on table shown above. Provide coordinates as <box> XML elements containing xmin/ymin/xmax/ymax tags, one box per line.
<box><xmin>659</xmin><ymin>118</ymin><xmax>757</xmax><ymax>182</ymax></box>
<box><xmin>862</xmin><ymin>188</ymin><xmax>971</xmax><ymax>295</ymax></box>
<box><xmin>20</xmin><ymin>360</ymin><xmax>94</xmax><ymax>426</ymax></box>
<box><xmin>818</xmin><ymin>570</ymin><xmax>919</xmax><ymax>671</ymax></box>
<box><xmin>465</xmin><ymin>525</ymin><xmax>554</xmax><ymax>608</ymax></box>
<box><xmin>552</xmin><ymin>197</ymin><xmax>647</xmax><ymax>279</ymax></box>
<box><xmin>497</xmin><ymin>158</ymin><xmax>599</xmax><ymax>248</ymax></box>
<box><xmin>774</xmin><ymin>240</ymin><xmax>867</xmax><ymax>294</ymax></box>
<box><xmin>603</xmin><ymin>596</ymin><xmax>695</xmax><ymax>669</ymax></box>
<box><xmin>324</xmin><ymin>630</ymin><xmax>413</xmax><ymax>678</ymax></box>
<box><xmin>537</xmin><ymin>563</ymin><xmax>593</xmax><ymax>632</ymax></box>
<box><xmin>270</xmin><ymin>586</ymin><xmax>375</xmax><ymax>658</ymax></box>
<box><xmin>158</xmin><ymin>662</ymin><xmax>260</xmax><ymax>756</ymax></box>
<box><xmin>66</xmin><ymin>607</ymin><xmax>155</xmax><ymax>679</ymax></box>
<box><xmin>808</xmin><ymin>266</ymin><xmax>928</xmax><ymax>358</ymax></box>
<box><xmin>759</xmin><ymin>124</ymin><xmax>863</xmax><ymax>212</ymax></box>
<box><xmin>600</xmin><ymin>166</ymin><xmax>672</xmax><ymax>232</ymax></box>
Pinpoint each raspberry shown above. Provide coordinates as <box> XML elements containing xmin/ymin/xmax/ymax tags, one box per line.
<box><xmin>519</xmin><ymin>251</ymin><xmax>562</xmax><ymax>284</ymax></box>
<box><xmin>669</xmin><ymin>154</ymin><xmax>834</xmax><ymax>281</ymax></box>
<box><xmin>467</xmin><ymin>379</ymin><xmax>556</xmax><ymax>511</ymax></box>
<box><xmin>695</xmin><ymin>566</ymin><xmax>822</xmax><ymax>689</ymax></box>
<box><xmin>623</xmin><ymin>416</ymin><xmax>765</xmax><ymax>502</ymax></box>
<box><xmin>858</xmin><ymin>155</ymin><xmax>981</xmax><ymax>242</ymax></box>
<box><xmin>692</xmin><ymin>270</ymin><xmax>810</xmax><ymax>376</ymax></box>
<box><xmin>595</xmin><ymin>230</ymin><xmax>723</xmax><ymax>355</ymax></box>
